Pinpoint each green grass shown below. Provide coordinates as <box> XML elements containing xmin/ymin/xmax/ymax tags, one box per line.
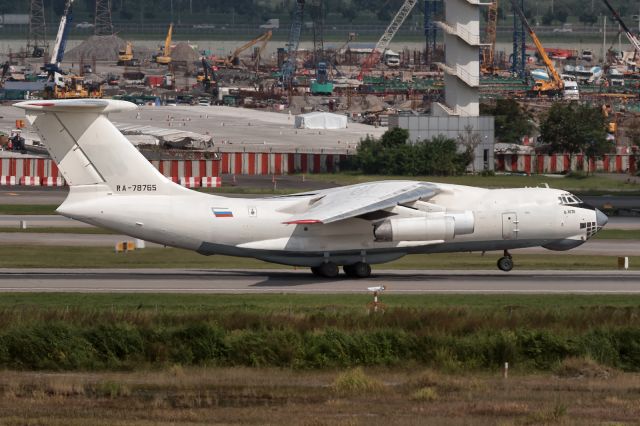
<box><xmin>0</xmin><ymin>227</ymin><xmax>114</xmax><ymax>234</ymax></box>
<box><xmin>0</xmin><ymin>246</ymin><xmax>636</xmax><ymax>270</ymax></box>
<box><xmin>0</xmin><ymin>205</ymin><xmax>58</xmax><ymax>215</ymax></box>
<box><xmin>302</xmin><ymin>173</ymin><xmax>640</xmax><ymax>194</ymax></box>
<box><xmin>2</xmin><ymin>293</ymin><xmax>640</xmax><ymax>312</ymax></box>
<box><xmin>594</xmin><ymin>229</ymin><xmax>640</xmax><ymax>240</ymax></box>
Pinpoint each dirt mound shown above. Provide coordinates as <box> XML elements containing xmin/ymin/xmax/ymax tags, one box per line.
<box><xmin>171</xmin><ymin>43</ymin><xmax>199</xmax><ymax>64</ymax></box>
<box><xmin>66</xmin><ymin>35</ymin><xmax>126</xmax><ymax>61</ymax></box>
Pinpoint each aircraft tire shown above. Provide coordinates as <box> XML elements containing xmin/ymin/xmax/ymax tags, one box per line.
<box><xmin>312</xmin><ymin>262</ymin><xmax>339</xmax><ymax>278</ymax></box>
<box><xmin>344</xmin><ymin>262</ymin><xmax>371</xmax><ymax>278</ymax></box>
<box><xmin>497</xmin><ymin>256</ymin><xmax>514</xmax><ymax>272</ymax></box>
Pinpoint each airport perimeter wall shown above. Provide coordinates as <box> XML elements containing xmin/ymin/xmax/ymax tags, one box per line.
<box><xmin>0</xmin><ymin>153</ymin><xmax>636</xmax><ymax>186</ymax></box>
<box><xmin>495</xmin><ymin>153</ymin><xmax>637</xmax><ymax>175</ymax></box>
<box><xmin>0</xmin><ymin>152</ymin><xmax>347</xmax><ymax>186</ymax></box>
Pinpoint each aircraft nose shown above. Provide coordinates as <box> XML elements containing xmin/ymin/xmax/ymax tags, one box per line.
<box><xmin>595</xmin><ymin>209</ymin><xmax>608</xmax><ymax>228</ymax></box>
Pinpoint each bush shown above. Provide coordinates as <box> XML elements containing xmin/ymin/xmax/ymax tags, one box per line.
<box><xmin>411</xmin><ymin>386</ymin><xmax>438</xmax><ymax>401</ymax></box>
<box><xmin>332</xmin><ymin>367</ymin><xmax>385</xmax><ymax>396</ymax></box>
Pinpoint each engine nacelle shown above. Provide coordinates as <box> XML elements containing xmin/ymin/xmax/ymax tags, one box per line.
<box><xmin>373</xmin><ymin>211</ymin><xmax>475</xmax><ymax>242</ymax></box>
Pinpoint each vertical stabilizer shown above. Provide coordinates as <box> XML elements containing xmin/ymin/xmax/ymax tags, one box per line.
<box><xmin>14</xmin><ymin>99</ymin><xmax>188</xmax><ymax>196</ymax></box>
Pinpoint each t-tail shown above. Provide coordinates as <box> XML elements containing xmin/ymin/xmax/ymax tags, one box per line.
<box><xmin>15</xmin><ymin>99</ymin><xmax>189</xmax><ymax>197</ymax></box>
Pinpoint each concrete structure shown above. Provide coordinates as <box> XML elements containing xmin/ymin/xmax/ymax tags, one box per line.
<box><xmin>434</xmin><ymin>0</ymin><xmax>487</xmax><ymax>117</ymax></box>
<box><xmin>391</xmin><ymin>0</ymin><xmax>495</xmax><ymax>172</ymax></box>
<box><xmin>389</xmin><ymin>114</ymin><xmax>494</xmax><ymax>172</ymax></box>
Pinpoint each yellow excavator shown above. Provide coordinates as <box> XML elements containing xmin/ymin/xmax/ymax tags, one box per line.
<box><xmin>216</xmin><ymin>31</ymin><xmax>272</xmax><ymax>68</ymax></box>
<box><xmin>510</xmin><ymin>0</ymin><xmax>564</xmax><ymax>97</ymax></box>
<box><xmin>117</xmin><ymin>42</ymin><xmax>139</xmax><ymax>66</ymax></box>
<box><xmin>156</xmin><ymin>23</ymin><xmax>173</xmax><ymax>65</ymax></box>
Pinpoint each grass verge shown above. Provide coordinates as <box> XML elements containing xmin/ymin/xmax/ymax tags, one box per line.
<box><xmin>0</xmin><ymin>368</ymin><xmax>637</xmax><ymax>425</ymax></box>
<box><xmin>0</xmin><ymin>227</ymin><xmax>114</xmax><ymax>234</ymax></box>
<box><xmin>0</xmin><ymin>205</ymin><xmax>58</xmax><ymax>215</ymax></box>
<box><xmin>299</xmin><ymin>173</ymin><xmax>640</xmax><ymax>193</ymax></box>
<box><xmin>0</xmin><ymin>246</ymin><xmax>636</xmax><ymax>269</ymax></box>
<box><xmin>0</xmin><ymin>293</ymin><xmax>639</xmax><ymax>372</ymax></box>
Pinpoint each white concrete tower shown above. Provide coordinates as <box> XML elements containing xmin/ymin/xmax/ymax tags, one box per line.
<box><xmin>434</xmin><ymin>0</ymin><xmax>489</xmax><ymax>116</ymax></box>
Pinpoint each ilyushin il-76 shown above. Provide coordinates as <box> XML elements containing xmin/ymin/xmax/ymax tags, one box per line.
<box><xmin>16</xmin><ymin>100</ymin><xmax>607</xmax><ymax>278</ymax></box>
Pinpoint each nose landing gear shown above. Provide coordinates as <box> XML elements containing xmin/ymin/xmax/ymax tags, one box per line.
<box><xmin>497</xmin><ymin>250</ymin><xmax>514</xmax><ymax>272</ymax></box>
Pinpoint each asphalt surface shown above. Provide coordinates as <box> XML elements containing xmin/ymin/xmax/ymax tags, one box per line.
<box><xmin>0</xmin><ymin>269</ymin><xmax>638</xmax><ymax>294</ymax></box>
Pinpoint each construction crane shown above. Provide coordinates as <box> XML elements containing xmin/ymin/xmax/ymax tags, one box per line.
<box><xmin>600</xmin><ymin>0</ymin><xmax>640</xmax><ymax>57</ymax></box>
<box><xmin>358</xmin><ymin>0</ymin><xmax>418</xmax><ymax>80</ymax></box>
<box><xmin>156</xmin><ymin>23</ymin><xmax>173</xmax><ymax>65</ymax></box>
<box><xmin>481</xmin><ymin>0</ymin><xmax>498</xmax><ymax>74</ymax></box>
<box><xmin>43</xmin><ymin>0</ymin><xmax>101</xmax><ymax>99</ymax></box>
<box><xmin>217</xmin><ymin>31</ymin><xmax>272</xmax><ymax>68</ymax></box>
<box><xmin>281</xmin><ymin>0</ymin><xmax>305</xmax><ymax>88</ymax></box>
<box><xmin>510</xmin><ymin>0</ymin><xmax>564</xmax><ymax>97</ymax></box>
<box><xmin>44</xmin><ymin>0</ymin><xmax>74</xmax><ymax>77</ymax></box>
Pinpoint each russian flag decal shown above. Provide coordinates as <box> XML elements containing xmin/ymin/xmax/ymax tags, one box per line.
<box><xmin>212</xmin><ymin>207</ymin><xmax>233</xmax><ymax>218</ymax></box>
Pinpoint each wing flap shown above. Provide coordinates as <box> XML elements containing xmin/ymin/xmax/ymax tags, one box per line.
<box><xmin>283</xmin><ymin>181</ymin><xmax>439</xmax><ymax>225</ymax></box>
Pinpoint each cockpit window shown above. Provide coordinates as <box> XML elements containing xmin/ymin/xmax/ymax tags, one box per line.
<box><xmin>560</xmin><ymin>194</ymin><xmax>582</xmax><ymax>205</ymax></box>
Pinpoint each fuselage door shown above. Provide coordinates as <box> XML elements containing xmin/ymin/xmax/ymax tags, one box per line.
<box><xmin>502</xmin><ymin>212</ymin><xmax>518</xmax><ymax>240</ymax></box>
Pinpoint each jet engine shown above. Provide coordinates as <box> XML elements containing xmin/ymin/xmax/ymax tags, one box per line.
<box><xmin>373</xmin><ymin>211</ymin><xmax>475</xmax><ymax>242</ymax></box>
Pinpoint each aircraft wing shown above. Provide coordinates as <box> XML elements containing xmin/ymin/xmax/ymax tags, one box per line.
<box><xmin>283</xmin><ymin>180</ymin><xmax>439</xmax><ymax>225</ymax></box>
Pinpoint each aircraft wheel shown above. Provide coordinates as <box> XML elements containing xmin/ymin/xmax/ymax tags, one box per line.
<box><xmin>344</xmin><ymin>262</ymin><xmax>371</xmax><ymax>278</ymax></box>
<box><xmin>312</xmin><ymin>262</ymin><xmax>339</xmax><ymax>278</ymax></box>
<box><xmin>497</xmin><ymin>256</ymin><xmax>514</xmax><ymax>272</ymax></box>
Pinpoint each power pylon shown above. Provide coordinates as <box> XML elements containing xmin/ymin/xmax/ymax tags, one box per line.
<box><xmin>27</xmin><ymin>0</ymin><xmax>47</xmax><ymax>57</ymax></box>
<box><xmin>95</xmin><ymin>0</ymin><xmax>114</xmax><ymax>36</ymax></box>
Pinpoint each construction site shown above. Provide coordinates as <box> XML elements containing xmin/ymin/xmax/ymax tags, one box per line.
<box><xmin>0</xmin><ymin>0</ymin><xmax>639</xmax><ymax>186</ymax></box>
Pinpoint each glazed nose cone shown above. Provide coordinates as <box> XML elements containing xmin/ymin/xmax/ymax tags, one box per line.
<box><xmin>595</xmin><ymin>209</ymin><xmax>608</xmax><ymax>229</ymax></box>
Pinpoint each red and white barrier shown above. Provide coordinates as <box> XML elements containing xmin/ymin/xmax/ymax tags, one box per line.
<box><xmin>201</xmin><ymin>176</ymin><xmax>221</xmax><ymax>188</ymax></box>
<box><xmin>0</xmin><ymin>176</ymin><xmax>16</xmax><ymax>186</ymax></box>
<box><xmin>495</xmin><ymin>154</ymin><xmax>637</xmax><ymax>174</ymax></box>
<box><xmin>19</xmin><ymin>176</ymin><xmax>41</xmax><ymax>186</ymax></box>
<box><xmin>42</xmin><ymin>176</ymin><xmax>65</xmax><ymax>187</ymax></box>
<box><xmin>179</xmin><ymin>176</ymin><xmax>201</xmax><ymax>188</ymax></box>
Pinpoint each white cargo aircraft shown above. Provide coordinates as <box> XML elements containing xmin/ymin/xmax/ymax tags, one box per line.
<box><xmin>16</xmin><ymin>99</ymin><xmax>608</xmax><ymax>278</ymax></box>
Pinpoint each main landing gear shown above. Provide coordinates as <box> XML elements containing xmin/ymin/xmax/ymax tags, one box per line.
<box><xmin>310</xmin><ymin>262</ymin><xmax>372</xmax><ymax>278</ymax></box>
<box><xmin>497</xmin><ymin>250</ymin><xmax>514</xmax><ymax>272</ymax></box>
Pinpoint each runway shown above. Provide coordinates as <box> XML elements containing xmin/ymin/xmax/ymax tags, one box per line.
<box><xmin>0</xmin><ymin>269</ymin><xmax>638</xmax><ymax>294</ymax></box>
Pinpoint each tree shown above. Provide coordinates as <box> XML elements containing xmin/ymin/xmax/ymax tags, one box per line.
<box><xmin>457</xmin><ymin>125</ymin><xmax>481</xmax><ymax>173</ymax></box>
<box><xmin>541</xmin><ymin>7</ymin><xmax>554</xmax><ymax>25</ymax></box>
<box><xmin>539</xmin><ymin>102</ymin><xmax>609</xmax><ymax>156</ymax></box>
<box><xmin>353</xmin><ymin>129</ymin><xmax>471</xmax><ymax>176</ymax></box>
<box><xmin>624</xmin><ymin>117</ymin><xmax>640</xmax><ymax>147</ymax></box>
<box><xmin>579</xmin><ymin>11</ymin><xmax>598</xmax><ymax>25</ymax></box>
<box><xmin>555</xmin><ymin>6</ymin><xmax>569</xmax><ymax>24</ymax></box>
<box><xmin>481</xmin><ymin>99</ymin><xmax>534</xmax><ymax>144</ymax></box>
<box><xmin>380</xmin><ymin>127</ymin><xmax>409</xmax><ymax>148</ymax></box>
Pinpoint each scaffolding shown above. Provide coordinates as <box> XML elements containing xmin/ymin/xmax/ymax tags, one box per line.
<box><xmin>94</xmin><ymin>0</ymin><xmax>114</xmax><ymax>36</ymax></box>
<box><xmin>27</xmin><ymin>0</ymin><xmax>47</xmax><ymax>58</ymax></box>
<box><xmin>511</xmin><ymin>0</ymin><xmax>525</xmax><ymax>78</ymax></box>
<box><xmin>424</xmin><ymin>0</ymin><xmax>442</xmax><ymax>67</ymax></box>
